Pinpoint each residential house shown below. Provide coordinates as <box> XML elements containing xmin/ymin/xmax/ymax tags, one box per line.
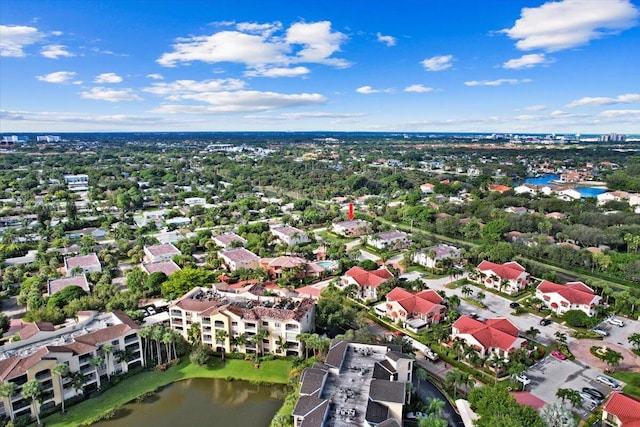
<box><xmin>212</xmin><ymin>232</ymin><xmax>247</xmax><ymax>248</ymax></box>
<box><xmin>271</xmin><ymin>225</ymin><xmax>310</xmax><ymax>246</ymax></box>
<box><xmin>184</xmin><ymin>197</ymin><xmax>207</xmax><ymax>206</ymax></box>
<box><xmin>47</xmin><ymin>275</ymin><xmax>90</xmax><ymax>296</ymax></box>
<box><xmin>218</xmin><ymin>248</ymin><xmax>260</xmax><ymax>271</ymax></box>
<box><xmin>168</xmin><ymin>286</ymin><xmax>315</xmax><ymax>357</ymax></box>
<box><xmin>487</xmin><ymin>184</ymin><xmax>512</xmax><ymax>193</ymax></box>
<box><xmin>602</xmin><ymin>392</ymin><xmax>640</xmax><ymax>427</ymax></box>
<box><xmin>375</xmin><ymin>288</ymin><xmax>446</xmax><ymax>333</ymax></box>
<box><xmin>505</xmin><ymin>207</ymin><xmax>529</xmax><ymax>215</ymax></box>
<box><xmin>368</xmin><ymin>231</ymin><xmax>410</xmax><ymax>251</ymax></box>
<box><xmin>451</xmin><ymin>316</ymin><xmax>526</xmax><ymax>360</ymax></box>
<box><xmin>535</xmin><ymin>281</ymin><xmax>602</xmax><ymax>317</ymax></box>
<box><xmin>64</xmin><ymin>253</ymin><xmax>102</xmax><ymax>276</ymax></box>
<box><xmin>557</xmin><ymin>188</ymin><xmax>581</xmax><ymax>201</ymax></box>
<box><xmin>341</xmin><ymin>266</ymin><xmax>394</xmax><ymax>302</ymax></box>
<box><xmin>63</xmin><ymin>174</ymin><xmax>89</xmax><ymax>191</ymax></box>
<box><xmin>331</xmin><ymin>220</ymin><xmax>371</xmax><ymax>237</ymax></box>
<box><xmin>420</xmin><ymin>183</ymin><xmax>435</xmax><ymax>194</ymax></box>
<box><xmin>143</xmin><ymin>243</ymin><xmax>181</xmax><ymax>264</ymax></box>
<box><xmin>260</xmin><ymin>256</ymin><xmax>324</xmax><ymax>280</ymax></box>
<box><xmin>475</xmin><ymin>261</ymin><xmax>530</xmax><ymax>295</ymax></box>
<box><xmin>0</xmin><ymin>311</ymin><xmax>142</xmax><ymax>421</ymax></box>
<box><xmin>293</xmin><ymin>340</ymin><xmax>411</xmax><ymax>427</ymax></box>
<box><xmin>513</xmin><ymin>184</ymin><xmax>538</xmax><ymax>195</ymax></box>
<box><xmin>142</xmin><ymin>260</ymin><xmax>181</xmax><ymax>277</ymax></box>
<box><xmin>597</xmin><ymin>191</ymin><xmax>630</xmax><ymax>206</ymax></box>
<box><xmin>412</xmin><ymin>245</ymin><xmax>461</xmax><ymax>270</ymax></box>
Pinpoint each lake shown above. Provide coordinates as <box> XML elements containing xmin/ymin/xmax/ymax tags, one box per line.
<box><xmin>92</xmin><ymin>378</ymin><xmax>285</xmax><ymax>427</ymax></box>
<box><xmin>522</xmin><ymin>174</ymin><xmax>606</xmax><ymax>198</ymax></box>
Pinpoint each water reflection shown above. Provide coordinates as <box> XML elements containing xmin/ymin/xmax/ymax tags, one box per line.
<box><xmin>93</xmin><ymin>378</ymin><xmax>285</xmax><ymax>427</ymax></box>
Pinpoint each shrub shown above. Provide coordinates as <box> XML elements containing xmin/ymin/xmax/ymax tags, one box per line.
<box><xmin>189</xmin><ymin>344</ymin><xmax>212</xmax><ymax>366</ymax></box>
<box><xmin>562</xmin><ymin>310</ymin><xmax>598</xmax><ymax>328</ymax></box>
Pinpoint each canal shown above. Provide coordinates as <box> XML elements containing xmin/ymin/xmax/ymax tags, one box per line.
<box><xmin>92</xmin><ymin>378</ymin><xmax>285</xmax><ymax>427</ymax></box>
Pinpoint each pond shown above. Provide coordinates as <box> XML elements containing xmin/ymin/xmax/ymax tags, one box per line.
<box><xmin>92</xmin><ymin>378</ymin><xmax>285</xmax><ymax>427</ymax></box>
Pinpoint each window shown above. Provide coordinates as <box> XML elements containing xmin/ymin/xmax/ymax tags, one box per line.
<box><xmin>232</xmin><ymin>321</ymin><xmax>238</xmax><ymax>326</ymax></box>
<box><xmin>262</xmin><ymin>321</ymin><xmax>269</xmax><ymax>326</ymax></box>
<box><xmin>274</xmin><ymin>323</ymin><xmax>280</xmax><ymax>328</ymax></box>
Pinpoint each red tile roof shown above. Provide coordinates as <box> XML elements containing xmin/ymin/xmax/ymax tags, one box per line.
<box><xmin>386</xmin><ymin>287</ymin><xmax>445</xmax><ymax>317</ymax></box>
<box><xmin>18</xmin><ymin>322</ymin><xmax>56</xmax><ymax>340</ymax></box>
<box><xmin>453</xmin><ymin>315</ymin><xmax>522</xmax><ymax>352</ymax></box>
<box><xmin>536</xmin><ymin>280</ymin><xmax>599</xmax><ymax>305</ymax></box>
<box><xmin>345</xmin><ymin>266</ymin><xmax>393</xmax><ymax>288</ymax></box>
<box><xmin>48</xmin><ymin>275</ymin><xmax>90</xmax><ymax>295</ymax></box>
<box><xmin>603</xmin><ymin>392</ymin><xmax>640</xmax><ymax>427</ymax></box>
<box><xmin>477</xmin><ymin>261</ymin><xmax>526</xmax><ymax>280</ymax></box>
<box><xmin>65</xmin><ymin>253</ymin><xmax>101</xmax><ymax>269</ymax></box>
<box><xmin>142</xmin><ymin>260</ymin><xmax>181</xmax><ymax>276</ymax></box>
<box><xmin>145</xmin><ymin>243</ymin><xmax>181</xmax><ymax>257</ymax></box>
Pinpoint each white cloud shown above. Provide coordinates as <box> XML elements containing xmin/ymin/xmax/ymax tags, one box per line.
<box><xmin>36</xmin><ymin>71</ymin><xmax>78</xmax><ymax>84</ymax></box>
<box><xmin>503</xmin><ymin>53</ymin><xmax>549</xmax><ymax>69</ymax></box>
<box><xmin>404</xmin><ymin>84</ymin><xmax>434</xmax><ymax>93</ymax></box>
<box><xmin>464</xmin><ymin>78</ymin><xmax>532</xmax><ymax>86</ymax></box>
<box><xmin>94</xmin><ymin>72</ymin><xmax>123</xmax><ymax>84</ymax></box>
<box><xmin>247</xmin><ymin>111</ymin><xmax>366</xmax><ymax>120</ymax></box>
<box><xmin>502</xmin><ymin>0</ymin><xmax>639</xmax><ymax>52</ymax></box>
<box><xmin>244</xmin><ymin>66</ymin><xmax>310</xmax><ymax>78</ymax></box>
<box><xmin>146</xmin><ymin>73</ymin><xmax>164</xmax><ymax>80</ymax></box>
<box><xmin>0</xmin><ymin>25</ymin><xmax>44</xmax><ymax>57</ymax></box>
<box><xmin>356</xmin><ymin>86</ymin><xmax>379</xmax><ymax>94</ymax></box>
<box><xmin>356</xmin><ymin>86</ymin><xmax>394</xmax><ymax>94</ymax></box>
<box><xmin>41</xmin><ymin>44</ymin><xmax>74</xmax><ymax>59</ymax></box>
<box><xmin>143</xmin><ymin>78</ymin><xmax>246</xmax><ymax>98</ymax></box>
<box><xmin>599</xmin><ymin>109</ymin><xmax>640</xmax><ymax>118</ymax></box>
<box><xmin>157</xmin><ymin>20</ymin><xmax>349</xmax><ymax>73</ymax></box>
<box><xmin>80</xmin><ymin>87</ymin><xmax>143</xmax><ymax>102</ymax></box>
<box><xmin>376</xmin><ymin>32</ymin><xmax>396</xmax><ymax>46</ymax></box>
<box><xmin>421</xmin><ymin>55</ymin><xmax>453</xmax><ymax>71</ymax></box>
<box><xmin>566</xmin><ymin>93</ymin><xmax>640</xmax><ymax>107</ymax></box>
<box><xmin>151</xmin><ymin>90</ymin><xmax>326</xmax><ymax>114</ymax></box>
<box><xmin>525</xmin><ymin>104</ymin><xmax>547</xmax><ymax>111</ymax></box>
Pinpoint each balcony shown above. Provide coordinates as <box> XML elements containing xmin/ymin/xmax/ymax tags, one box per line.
<box><xmin>124</xmin><ymin>334</ymin><xmax>139</xmax><ymax>345</ymax></box>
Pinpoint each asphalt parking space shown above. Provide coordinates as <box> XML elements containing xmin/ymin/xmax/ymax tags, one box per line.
<box><xmin>593</xmin><ymin>318</ymin><xmax>637</xmax><ymax>351</ymax></box>
<box><xmin>526</xmin><ymin>355</ymin><xmax>622</xmax><ymax>419</ymax></box>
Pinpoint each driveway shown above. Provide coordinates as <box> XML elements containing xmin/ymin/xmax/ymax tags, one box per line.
<box><xmin>526</xmin><ymin>355</ymin><xmax>615</xmax><ymax>418</ymax></box>
<box><xmin>591</xmin><ymin>317</ymin><xmax>640</xmax><ymax>352</ymax></box>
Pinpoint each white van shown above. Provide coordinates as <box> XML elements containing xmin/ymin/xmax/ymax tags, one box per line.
<box><xmin>607</xmin><ymin>317</ymin><xmax>624</xmax><ymax>327</ymax></box>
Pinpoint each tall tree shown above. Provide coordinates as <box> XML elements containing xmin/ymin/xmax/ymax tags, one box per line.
<box><xmin>0</xmin><ymin>382</ymin><xmax>17</xmax><ymax>421</ymax></box>
<box><xmin>52</xmin><ymin>363</ymin><xmax>69</xmax><ymax>413</ymax></box>
<box><xmin>21</xmin><ymin>379</ymin><xmax>43</xmax><ymax>426</ymax></box>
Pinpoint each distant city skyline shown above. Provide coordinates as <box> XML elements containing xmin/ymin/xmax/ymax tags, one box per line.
<box><xmin>1</xmin><ymin>0</ymin><xmax>639</xmax><ymax>133</ymax></box>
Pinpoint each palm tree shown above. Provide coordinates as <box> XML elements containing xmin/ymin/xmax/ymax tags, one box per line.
<box><xmin>215</xmin><ymin>329</ymin><xmax>229</xmax><ymax>362</ymax></box>
<box><xmin>275</xmin><ymin>335</ymin><xmax>287</xmax><ymax>355</ymax></box>
<box><xmin>152</xmin><ymin>325</ymin><xmax>165</xmax><ymax>365</ymax></box>
<box><xmin>138</xmin><ymin>325</ymin><xmax>152</xmax><ymax>366</ymax></box>
<box><xmin>21</xmin><ymin>379</ymin><xmax>43</xmax><ymax>426</ymax></box>
<box><xmin>297</xmin><ymin>333</ymin><xmax>311</xmax><ymax>358</ymax></box>
<box><xmin>68</xmin><ymin>371</ymin><xmax>85</xmax><ymax>397</ymax></box>
<box><xmin>426</xmin><ymin>398</ymin><xmax>445</xmax><ymax>417</ymax></box>
<box><xmin>90</xmin><ymin>355</ymin><xmax>105</xmax><ymax>386</ymax></box>
<box><xmin>163</xmin><ymin>329</ymin><xmax>177</xmax><ymax>362</ymax></box>
<box><xmin>52</xmin><ymin>363</ymin><xmax>69</xmax><ymax>413</ymax></box>
<box><xmin>0</xmin><ymin>381</ymin><xmax>17</xmax><ymax>421</ymax></box>
<box><xmin>416</xmin><ymin>367</ymin><xmax>428</xmax><ymax>391</ymax></box>
<box><xmin>447</xmin><ymin>294</ymin><xmax>461</xmax><ymax>309</ymax></box>
<box><xmin>99</xmin><ymin>343</ymin><xmax>115</xmax><ymax>381</ymax></box>
<box><xmin>629</xmin><ymin>332</ymin><xmax>640</xmax><ymax>351</ymax></box>
<box><xmin>525</xmin><ymin>326</ymin><xmax>540</xmax><ymax>339</ymax></box>
<box><xmin>565</xmin><ymin>389</ymin><xmax>583</xmax><ymax>409</ymax></box>
<box><xmin>540</xmin><ymin>402</ymin><xmax>577</xmax><ymax>427</ymax></box>
<box><xmin>555</xmin><ymin>388</ymin><xmax>570</xmax><ymax>403</ymax></box>
<box><xmin>554</xmin><ymin>331</ymin><xmax>568</xmax><ymax>348</ymax></box>
<box><xmin>114</xmin><ymin>349</ymin><xmax>135</xmax><ymax>370</ymax></box>
<box><xmin>445</xmin><ymin>369</ymin><xmax>463</xmax><ymax>399</ymax></box>
<box><xmin>604</xmin><ymin>349</ymin><xmax>624</xmax><ymax>372</ymax></box>
<box><xmin>461</xmin><ymin>285</ymin><xmax>473</xmax><ymax>298</ymax></box>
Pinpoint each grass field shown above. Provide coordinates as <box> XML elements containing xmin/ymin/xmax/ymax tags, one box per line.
<box><xmin>42</xmin><ymin>358</ymin><xmax>293</xmax><ymax>427</ymax></box>
<box><xmin>611</xmin><ymin>371</ymin><xmax>640</xmax><ymax>399</ymax></box>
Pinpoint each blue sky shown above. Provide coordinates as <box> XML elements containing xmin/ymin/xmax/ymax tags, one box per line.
<box><xmin>1</xmin><ymin>0</ymin><xmax>639</xmax><ymax>133</ymax></box>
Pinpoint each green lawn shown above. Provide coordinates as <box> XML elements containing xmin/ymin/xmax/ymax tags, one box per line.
<box><xmin>611</xmin><ymin>371</ymin><xmax>640</xmax><ymax>399</ymax></box>
<box><xmin>42</xmin><ymin>358</ymin><xmax>293</xmax><ymax>427</ymax></box>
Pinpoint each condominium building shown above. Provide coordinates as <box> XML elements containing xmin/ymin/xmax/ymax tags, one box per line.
<box><xmin>168</xmin><ymin>286</ymin><xmax>315</xmax><ymax>357</ymax></box>
<box><xmin>0</xmin><ymin>311</ymin><xmax>142</xmax><ymax>421</ymax></box>
<box><xmin>293</xmin><ymin>340</ymin><xmax>412</xmax><ymax>426</ymax></box>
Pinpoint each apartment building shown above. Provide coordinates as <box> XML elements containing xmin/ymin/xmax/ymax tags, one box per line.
<box><xmin>0</xmin><ymin>311</ymin><xmax>142</xmax><ymax>422</ymax></box>
<box><xmin>168</xmin><ymin>286</ymin><xmax>315</xmax><ymax>357</ymax></box>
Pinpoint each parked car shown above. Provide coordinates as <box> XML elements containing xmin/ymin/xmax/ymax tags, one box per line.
<box><xmin>551</xmin><ymin>350</ymin><xmax>567</xmax><ymax>360</ymax></box>
<box><xmin>147</xmin><ymin>307</ymin><xmax>157</xmax><ymax>316</ymax></box>
<box><xmin>407</xmin><ymin>412</ymin><xmax>426</xmax><ymax>420</ymax></box>
<box><xmin>579</xmin><ymin>391</ymin><xmax>601</xmax><ymax>406</ymax></box>
<box><xmin>509</xmin><ymin>302</ymin><xmax>520</xmax><ymax>309</ymax></box>
<box><xmin>592</xmin><ymin>328</ymin><xmax>609</xmax><ymax>337</ymax></box>
<box><xmin>469</xmin><ymin>312</ymin><xmax>479</xmax><ymax>319</ymax></box>
<box><xmin>607</xmin><ymin>317</ymin><xmax>625</xmax><ymax>327</ymax></box>
<box><xmin>424</xmin><ymin>349</ymin><xmax>440</xmax><ymax>362</ymax></box>
<box><xmin>539</xmin><ymin>318</ymin><xmax>552</xmax><ymax>326</ymax></box>
<box><xmin>582</xmin><ymin>387</ymin><xmax>605</xmax><ymax>401</ymax></box>
<box><xmin>513</xmin><ymin>372</ymin><xmax>531</xmax><ymax>385</ymax></box>
<box><xmin>596</xmin><ymin>375</ymin><xmax>620</xmax><ymax>389</ymax></box>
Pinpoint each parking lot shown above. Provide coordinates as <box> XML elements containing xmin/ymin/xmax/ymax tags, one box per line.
<box><xmin>593</xmin><ymin>317</ymin><xmax>639</xmax><ymax>351</ymax></box>
<box><xmin>526</xmin><ymin>355</ymin><xmax>623</xmax><ymax>418</ymax></box>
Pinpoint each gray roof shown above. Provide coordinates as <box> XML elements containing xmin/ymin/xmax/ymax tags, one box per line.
<box><xmin>386</xmin><ymin>350</ymin><xmax>411</xmax><ymax>362</ymax></box>
<box><xmin>292</xmin><ymin>392</ymin><xmax>327</xmax><ymax>419</ymax></box>
<box><xmin>325</xmin><ymin>339</ymin><xmax>349</xmax><ymax>369</ymax></box>
<box><xmin>300</xmin><ymin>368</ymin><xmax>327</xmax><ymax>395</ymax></box>
<box><xmin>365</xmin><ymin>400</ymin><xmax>390</xmax><ymax>425</ymax></box>
<box><xmin>377</xmin><ymin>419</ymin><xmax>401</xmax><ymax>427</ymax></box>
<box><xmin>369</xmin><ymin>379</ymin><xmax>406</xmax><ymax>404</ymax></box>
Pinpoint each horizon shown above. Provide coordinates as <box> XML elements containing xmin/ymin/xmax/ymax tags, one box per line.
<box><xmin>1</xmin><ymin>0</ymin><xmax>639</xmax><ymax>133</ymax></box>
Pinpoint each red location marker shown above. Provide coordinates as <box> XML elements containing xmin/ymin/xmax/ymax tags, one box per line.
<box><xmin>348</xmin><ymin>203</ymin><xmax>354</xmax><ymax>220</ymax></box>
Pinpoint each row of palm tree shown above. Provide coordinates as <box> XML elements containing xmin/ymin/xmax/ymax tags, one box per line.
<box><xmin>138</xmin><ymin>324</ymin><xmax>181</xmax><ymax>366</ymax></box>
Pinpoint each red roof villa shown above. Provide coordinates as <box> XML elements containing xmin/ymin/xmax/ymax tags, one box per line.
<box><xmin>536</xmin><ymin>280</ymin><xmax>602</xmax><ymax>317</ymax></box>
<box><xmin>475</xmin><ymin>261</ymin><xmax>530</xmax><ymax>295</ymax></box>
<box><xmin>451</xmin><ymin>315</ymin><xmax>526</xmax><ymax>360</ymax></box>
